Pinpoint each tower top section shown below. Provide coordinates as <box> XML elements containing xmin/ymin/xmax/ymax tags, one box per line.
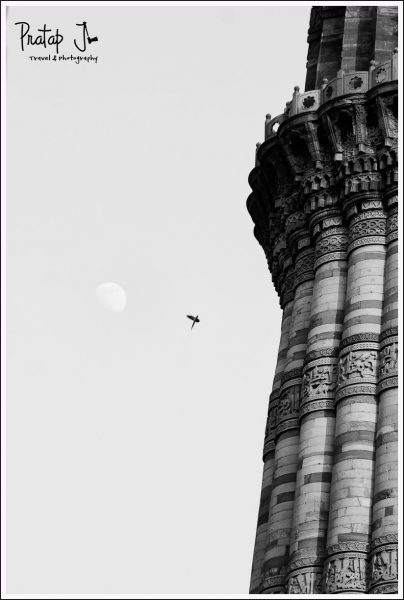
<box><xmin>305</xmin><ymin>6</ymin><xmax>398</xmax><ymax>91</ymax></box>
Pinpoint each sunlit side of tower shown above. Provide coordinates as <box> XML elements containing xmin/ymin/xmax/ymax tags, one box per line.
<box><xmin>247</xmin><ymin>6</ymin><xmax>398</xmax><ymax>594</ymax></box>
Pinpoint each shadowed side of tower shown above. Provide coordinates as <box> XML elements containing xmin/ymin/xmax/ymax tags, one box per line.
<box><xmin>247</xmin><ymin>6</ymin><xmax>398</xmax><ymax>595</ymax></box>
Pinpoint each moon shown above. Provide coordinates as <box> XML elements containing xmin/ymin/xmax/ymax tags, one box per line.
<box><xmin>96</xmin><ymin>282</ymin><xmax>127</xmax><ymax>313</ymax></box>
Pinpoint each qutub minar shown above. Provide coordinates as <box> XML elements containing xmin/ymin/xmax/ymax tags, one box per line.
<box><xmin>247</xmin><ymin>6</ymin><xmax>398</xmax><ymax>595</ymax></box>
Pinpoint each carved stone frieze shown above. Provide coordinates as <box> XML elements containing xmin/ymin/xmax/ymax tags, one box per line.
<box><xmin>315</xmin><ymin>234</ymin><xmax>348</xmax><ymax>260</ymax></box>
<box><xmin>337</xmin><ymin>345</ymin><xmax>378</xmax><ymax>387</ymax></box>
<box><xmin>287</xmin><ymin>568</ymin><xmax>323</xmax><ymax>594</ymax></box>
<box><xmin>276</xmin><ymin>385</ymin><xmax>300</xmax><ymax>426</ymax></box>
<box><xmin>369</xmin><ymin>544</ymin><xmax>398</xmax><ymax>590</ymax></box>
<box><xmin>323</xmin><ymin>553</ymin><xmax>368</xmax><ymax>593</ymax></box>
<box><xmin>378</xmin><ymin>338</ymin><xmax>398</xmax><ymax>381</ymax></box>
<box><xmin>386</xmin><ymin>209</ymin><xmax>398</xmax><ymax>243</ymax></box>
<box><xmin>348</xmin><ymin>217</ymin><xmax>386</xmax><ymax>244</ymax></box>
<box><xmin>302</xmin><ymin>359</ymin><xmax>338</xmax><ymax>402</ymax></box>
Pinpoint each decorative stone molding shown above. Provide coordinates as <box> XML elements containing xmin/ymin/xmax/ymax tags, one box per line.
<box><xmin>304</xmin><ymin>347</ymin><xmax>340</xmax><ymax>365</ymax></box>
<box><xmin>288</xmin><ymin>548</ymin><xmax>326</xmax><ymax>565</ymax></box>
<box><xmin>380</xmin><ymin>327</ymin><xmax>398</xmax><ymax>343</ymax></box>
<box><xmin>275</xmin><ymin>416</ymin><xmax>299</xmax><ymax>437</ymax></box>
<box><xmin>372</xmin><ymin>583</ymin><xmax>398</xmax><ymax>594</ymax></box>
<box><xmin>287</xmin><ymin>549</ymin><xmax>326</xmax><ymax>575</ymax></box>
<box><xmin>261</xmin><ymin>573</ymin><xmax>286</xmax><ymax>593</ymax></box>
<box><xmin>280</xmin><ymin>368</ymin><xmax>303</xmax><ymax>388</ymax></box>
<box><xmin>371</xmin><ymin>534</ymin><xmax>398</xmax><ymax>550</ymax></box>
<box><xmin>376</xmin><ymin>376</ymin><xmax>398</xmax><ymax>395</ymax></box>
<box><xmin>314</xmin><ymin>251</ymin><xmax>347</xmax><ymax>270</ymax></box>
<box><xmin>299</xmin><ymin>398</ymin><xmax>334</xmax><ymax>417</ymax></box>
<box><xmin>340</xmin><ymin>332</ymin><xmax>379</xmax><ymax>349</ymax></box>
<box><xmin>347</xmin><ymin>235</ymin><xmax>386</xmax><ymax>253</ymax></box>
<box><xmin>293</xmin><ymin>249</ymin><xmax>315</xmax><ymax>289</ymax></box>
<box><xmin>327</xmin><ymin>541</ymin><xmax>369</xmax><ymax>555</ymax></box>
<box><xmin>335</xmin><ymin>383</ymin><xmax>377</xmax><ymax>404</ymax></box>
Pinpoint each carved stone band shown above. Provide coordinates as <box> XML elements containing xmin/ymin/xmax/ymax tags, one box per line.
<box><xmin>327</xmin><ymin>541</ymin><xmax>369</xmax><ymax>555</ymax></box>
<box><xmin>314</xmin><ymin>250</ymin><xmax>347</xmax><ymax>270</ymax></box>
<box><xmin>376</xmin><ymin>376</ymin><xmax>398</xmax><ymax>394</ymax></box>
<box><xmin>348</xmin><ymin>235</ymin><xmax>386</xmax><ymax>253</ymax></box>
<box><xmin>300</xmin><ymin>398</ymin><xmax>334</xmax><ymax>418</ymax></box>
<box><xmin>323</xmin><ymin>552</ymin><xmax>368</xmax><ymax>593</ymax></box>
<box><xmin>340</xmin><ymin>332</ymin><xmax>379</xmax><ymax>349</ymax></box>
<box><xmin>261</xmin><ymin>574</ymin><xmax>285</xmax><ymax>593</ymax></box>
<box><xmin>275</xmin><ymin>416</ymin><xmax>299</xmax><ymax>437</ymax></box>
<box><xmin>337</xmin><ymin>343</ymin><xmax>379</xmax><ymax>388</ymax></box>
<box><xmin>335</xmin><ymin>383</ymin><xmax>377</xmax><ymax>404</ymax></box>
<box><xmin>304</xmin><ymin>347</ymin><xmax>340</xmax><ymax>365</ymax></box>
<box><xmin>315</xmin><ymin>234</ymin><xmax>348</xmax><ymax>262</ymax></box>
<box><xmin>286</xmin><ymin>567</ymin><xmax>323</xmax><ymax>594</ymax></box>
<box><xmin>369</xmin><ymin>544</ymin><xmax>398</xmax><ymax>592</ymax></box>
<box><xmin>378</xmin><ymin>337</ymin><xmax>398</xmax><ymax>383</ymax></box>
<box><xmin>302</xmin><ymin>358</ymin><xmax>338</xmax><ymax>403</ymax></box>
<box><xmin>288</xmin><ymin>549</ymin><xmax>326</xmax><ymax>571</ymax></box>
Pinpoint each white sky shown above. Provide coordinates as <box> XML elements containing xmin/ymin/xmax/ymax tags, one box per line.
<box><xmin>6</xmin><ymin>4</ymin><xmax>311</xmax><ymax>594</ymax></box>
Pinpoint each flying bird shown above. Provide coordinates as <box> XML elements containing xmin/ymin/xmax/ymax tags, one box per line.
<box><xmin>187</xmin><ymin>315</ymin><xmax>200</xmax><ymax>329</ymax></box>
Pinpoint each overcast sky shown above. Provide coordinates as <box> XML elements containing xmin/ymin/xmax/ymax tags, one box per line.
<box><xmin>6</xmin><ymin>4</ymin><xmax>311</xmax><ymax>594</ymax></box>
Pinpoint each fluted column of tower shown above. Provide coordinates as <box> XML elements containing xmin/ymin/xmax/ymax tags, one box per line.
<box><xmin>369</xmin><ymin>190</ymin><xmax>398</xmax><ymax>594</ymax></box>
<box><xmin>261</xmin><ymin>217</ymin><xmax>315</xmax><ymax>593</ymax></box>
<box><xmin>323</xmin><ymin>195</ymin><xmax>387</xmax><ymax>593</ymax></box>
<box><xmin>249</xmin><ymin>235</ymin><xmax>295</xmax><ymax>594</ymax></box>
<box><xmin>286</xmin><ymin>207</ymin><xmax>348</xmax><ymax>594</ymax></box>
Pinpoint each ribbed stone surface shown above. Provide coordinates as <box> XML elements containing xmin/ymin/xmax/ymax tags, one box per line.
<box><xmin>287</xmin><ymin>221</ymin><xmax>348</xmax><ymax>593</ymax></box>
<box><xmin>369</xmin><ymin>203</ymin><xmax>398</xmax><ymax>594</ymax></box>
<box><xmin>247</xmin><ymin>6</ymin><xmax>398</xmax><ymax>594</ymax></box>
<box><xmin>262</xmin><ymin>278</ymin><xmax>314</xmax><ymax>592</ymax></box>
<box><xmin>249</xmin><ymin>299</ymin><xmax>294</xmax><ymax>594</ymax></box>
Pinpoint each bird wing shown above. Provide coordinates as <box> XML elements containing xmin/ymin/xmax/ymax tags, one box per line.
<box><xmin>187</xmin><ymin>315</ymin><xmax>195</xmax><ymax>320</ymax></box>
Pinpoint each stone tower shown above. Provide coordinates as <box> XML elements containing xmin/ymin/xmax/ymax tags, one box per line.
<box><xmin>247</xmin><ymin>7</ymin><xmax>398</xmax><ymax>595</ymax></box>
